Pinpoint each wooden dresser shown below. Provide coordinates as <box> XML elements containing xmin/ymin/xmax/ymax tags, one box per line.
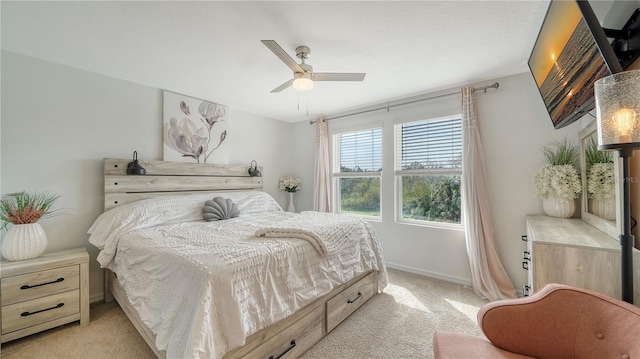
<box><xmin>524</xmin><ymin>215</ymin><xmax>640</xmax><ymax>303</ymax></box>
<box><xmin>1</xmin><ymin>247</ymin><xmax>90</xmax><ymax>343</ymax></box>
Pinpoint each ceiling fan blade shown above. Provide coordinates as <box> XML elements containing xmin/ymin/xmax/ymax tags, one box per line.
<box><xmin>270</xmin><ymin>79</ymin><xmax>294</xmax><ymax>93</ymax></box>
<box><xmin>312</xmin><ymin>73</ymin><xmax>366</xmax><ymax>81</ymax></box>
<box><xmin>261</xmin><ymin>40</ymin><xmax>304</xmax><ymax>73</ymax></box>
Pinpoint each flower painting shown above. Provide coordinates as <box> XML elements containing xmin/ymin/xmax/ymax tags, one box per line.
<box><xmin>163</xmin><ymin>91</ymin><xmax>230</xmax><ymax>164</ymax></box>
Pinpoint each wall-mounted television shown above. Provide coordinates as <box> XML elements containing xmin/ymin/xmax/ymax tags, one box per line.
<box><xmin>528</xmin><ymin>0</ymin><xmax>623</xmax><ymax>129</ymax></box>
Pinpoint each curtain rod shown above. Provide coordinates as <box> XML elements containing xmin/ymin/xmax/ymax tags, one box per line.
<box><xmin>309</xmin><ymin>82</ymin><xmax>500</xmax><ymax>125</ymax></box>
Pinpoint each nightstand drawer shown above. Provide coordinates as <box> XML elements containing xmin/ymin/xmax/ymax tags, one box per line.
<box><xmin>2</xmin><ymin>289</ymin><xmax>80</xmax><ymax>334</ymax></box>
<box><xmin>1</xmin><ymin>265</ymin><xmax>79</xmax><ymax>306</ymax></box>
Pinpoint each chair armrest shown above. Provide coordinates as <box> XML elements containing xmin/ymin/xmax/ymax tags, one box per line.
<box><xmin>478</xmin><ymin>283</ymin><xmax>589</xmax><ymax>359</ymax></box>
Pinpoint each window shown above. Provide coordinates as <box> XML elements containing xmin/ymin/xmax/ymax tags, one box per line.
<box><xmin>394</xmin><ymin>116</ymin><xmax>462</xmax><ymax>225</ymax></box>
<box><xmin>332</xmin><ymin>127</ymin><xmax>382</xmax><ymax>217</ymax></box>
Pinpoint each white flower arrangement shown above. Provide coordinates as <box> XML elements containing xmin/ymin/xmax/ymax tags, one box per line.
<box><xmin>279</xmin><ymin>176</ymin><xmax>300</xmax><ymax>193</ymax></box>
<box><xmin>587</xmin><ymin>162</ymin><xmax>615</xmax><ymax>200</ymax></box>
<box><xmin>585</xmin><ymin>137</ymin><xmax>615</xmax><ymax>200</ymax></box>
<box><xmin>533</xmin><ymin>139</ymin><xmax>581</xmax><ymax>201</ymax></box>
<box><xmin>533</xmin><ymin>164</ymin><xmax>582</xmax><ymax>200</ymax></box>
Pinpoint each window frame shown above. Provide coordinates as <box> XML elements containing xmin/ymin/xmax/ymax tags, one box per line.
<box><xmin>394</xmin><ymin>115</ymin><xmax>464</xmax><ymax>229</ymax></box>
<box><xmin>331</xmin><ymin>126</ymin><xmax>383</xmax><ymax>220</ymax></box>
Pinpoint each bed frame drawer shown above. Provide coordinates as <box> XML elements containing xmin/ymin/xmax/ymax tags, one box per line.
<box><xmin>1</xmin><ymin>265</ymin><xmax>80</xmax><ymax>306</ymax></box>
<box><xmin>241</xmin><ymin>305</ymin><xmax>323</xmax><ymax>359</ymax></box>
<box><xmin>326</xmin><ymin>271</ymin><xmax>374</xmax><ymax>332</ymax></box>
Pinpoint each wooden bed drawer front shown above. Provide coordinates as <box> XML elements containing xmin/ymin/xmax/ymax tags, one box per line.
<box><xmin>326</xmin><ymin>272</ymin><xmax>374</xmax><ymax>332</ymax></box>
<box><xmin>2</xmin><ymin>289</ymin><xmax>80</xmax><ymax>334</ymax></box>
<box><xmin>1</xmin><ymin>265</ymin><xmax>79</xmax><ymax>306</ymax></box>
<box><xmin>241</xmin><ymin>305</ymin><xmax>323</xmax><ymax>359</ymax></box>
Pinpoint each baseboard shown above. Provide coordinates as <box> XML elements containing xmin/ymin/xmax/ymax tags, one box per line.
<box><xmin>385</xmin><ymin>262</ymin><xmax>472</xmax><ymax>287</ymax></box>
<box><xmin>90</xmin><ymin>292</ymin><xmax>104</xmax><ymax>304</ymax></box>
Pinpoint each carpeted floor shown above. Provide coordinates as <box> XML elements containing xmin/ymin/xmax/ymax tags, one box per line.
<box><xmin>0</xmin><ymin>269</ymin><xmax>487</xmax><ymax>359</ymax></box>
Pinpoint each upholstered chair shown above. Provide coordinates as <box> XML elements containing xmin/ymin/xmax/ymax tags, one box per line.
<box><xmin>433</xmin><ymin>283</ymin><xmax>640</xmax><ymax>359</ymax></box>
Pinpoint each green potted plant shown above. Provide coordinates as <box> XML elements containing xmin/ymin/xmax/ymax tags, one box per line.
<box><xmin>585</xmin><ymin>138</ymin><xmax>615</xmax><ymax>220</ymax></box>
<box><xmin>0</xmin><ymin>191</ymin><xmax>60</xmax><ymax>261</ymax></box>
<box><xmin>533</xmin><ymin>139</ymin><xmax>581</xmax><ymax>218</ymax></box>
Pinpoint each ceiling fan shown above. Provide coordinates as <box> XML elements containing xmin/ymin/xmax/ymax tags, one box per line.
<box><xmin>261</xmin><ymin>40</ymin><xmax>366</xmax><ymax>93</ymax></box>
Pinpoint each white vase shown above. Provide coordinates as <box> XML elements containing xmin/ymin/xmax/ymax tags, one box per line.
<box><xmin>542</xmin><ymin>196</ymin><xmax>575</xmax><ymax>218</ymax></box>
<box><xmin>287</xmin><ymin>192</ymin><xmax>296</xmax><ymax>213</ymax></box>
<box><xmin>590</xmin><ymin>198</ymin><xmax>616</xmax><ymax>221</ymax></box>
<box><xmin>1</xmin><ymin>223</ymin><xmax>48</xmax><ymax>261</ymax></box>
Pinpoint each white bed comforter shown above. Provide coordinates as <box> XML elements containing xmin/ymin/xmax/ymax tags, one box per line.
<box><xmin>88</xmin><ymin>192</ymin><xmax>387</xmax><ymax>359</ymax></box>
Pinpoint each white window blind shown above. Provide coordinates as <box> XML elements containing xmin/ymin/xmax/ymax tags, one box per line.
<box><xmin>394</xmin><ymin>116</ymin><xmax>462</xmax><ymax>174</ymax></box>
<box><xmin>334</xmin><ymin>128</ymin><xmax>382</xmax><ymax>174</ymax></box>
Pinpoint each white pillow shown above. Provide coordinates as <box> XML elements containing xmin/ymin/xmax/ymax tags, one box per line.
<box><xmin>230</xmin><ymin>191</ymin><xmax>282</xmax><ymax>214</ymax></box>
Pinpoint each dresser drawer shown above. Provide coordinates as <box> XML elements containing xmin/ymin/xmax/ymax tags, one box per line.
<box><xmin>2</xmin><ymin>289</ymin><xmax>80</xmax><ymax>334</ymax></box>
<box><xmin>326</xmin><ymin>271</ymin><xmax>374</xmax><ymax>332</ymax></box>
<box><xmin>241</xmin><ymin>305</ymin><xmax>323</xmax><ymax>359</ymax></box>
<box><xmin>1</xmin><ymin>265</ymin><xmax>79</xmax><ymax>306</ymax></box>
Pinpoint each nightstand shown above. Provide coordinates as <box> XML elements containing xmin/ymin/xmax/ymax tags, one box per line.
<box><xmin>1</xmin><ymin>247</ymin><xmax>89</xmax><ymax>343</ymax></box>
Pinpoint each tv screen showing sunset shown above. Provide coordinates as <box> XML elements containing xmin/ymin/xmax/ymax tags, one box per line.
<box><xmin>528</xmin><ymin>0</ymin><xmax>612</xmax><ymax>128</ymax></box>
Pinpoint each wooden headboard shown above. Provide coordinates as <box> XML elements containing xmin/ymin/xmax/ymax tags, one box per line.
<box><xmin>103</xmin><ymin>158</ymin><xmax>263</xmax><ymax>211</ymax></box>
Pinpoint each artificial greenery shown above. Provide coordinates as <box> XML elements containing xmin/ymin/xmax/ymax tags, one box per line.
<box><xmin>584</xmin><ymin>137</ymin><xmax>615</xmax><ymax>199</ymax></box>
<box><xmin>542</xmin><ymin>138</ymin><xmax>579</xmax><ymax>167</ymax></box>
<box><xmin>0</xmin><ymin>192</ymin><xmax>60</xmax><ymax>230</ymax></box>
<box><xmin>534</xmin><ymin>138</ymin><xmax>582</xmax><ymax>200</ymax></box>
<box><xmin>585</xmin><ymin>137</ymin><xmax>613</xmax><ymax>167</ymax></box>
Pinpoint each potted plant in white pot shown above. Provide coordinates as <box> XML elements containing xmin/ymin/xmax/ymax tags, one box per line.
<box><xmin>533</xmin><ymin>139</ymin><xmax>581</xmax><ymax>218</ymax></box>
<box><xmin>0</xmin><ymin>191</ymin><xmax>60</xmax><ymax>261</ymax></box>
<box><xmin>585</xmin><ymin>138</ymin><xmax>616</xmax><ymax>220</ymax></box>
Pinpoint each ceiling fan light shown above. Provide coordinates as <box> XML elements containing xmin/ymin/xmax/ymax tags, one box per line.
<box><xmin>293</xmin><ymin>73</ymin><xmax>313</xmax><ymax>91</ymax></box>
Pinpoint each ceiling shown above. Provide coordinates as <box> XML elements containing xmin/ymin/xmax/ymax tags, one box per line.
<box><xmin>1</xmin><ymin>1</ymin><xmax>558</xmax><ymax>123</ymax></box>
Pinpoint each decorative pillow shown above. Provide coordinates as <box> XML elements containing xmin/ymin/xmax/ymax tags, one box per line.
<box><xmin>203</xmin><ymin>197</ymin><xmax>240</xmax><ymax>221</ymax></box>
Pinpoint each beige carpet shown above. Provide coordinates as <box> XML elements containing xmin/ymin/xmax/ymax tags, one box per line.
<box><xmin>1</xmin><ymin>269</ymin><xmax>487</xmax><ymax>359</ymax></box>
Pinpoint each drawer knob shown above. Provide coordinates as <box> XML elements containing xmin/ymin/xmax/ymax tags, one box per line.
<box><xmin>21</xmin><ymin>277</ymin><xmax>65</xmax><ymax>290</ymax></box>
<box><xmin>268</xmin><ymin>339</ymin><xmax>296</xmax><ymax>359</ymax></box>
<box><xmin>347</xmin><ymin>291</ymin><xmax>363</xmax><ymax>304</ymax></box>
<box><xmin>21</xmin><ymin>302</ymin><xmax>64</xmax><ymax>317</ymax></box>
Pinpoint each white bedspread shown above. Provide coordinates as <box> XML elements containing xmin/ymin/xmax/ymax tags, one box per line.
<box><xmin>88</xmin><ymin>193</ymin><xmax>387</xmax><ymax>359</ymax></box>
<box><xmin>254</xmin><ymin>211</ymin><xmax>362</xmax><ymax>257</ymax></box>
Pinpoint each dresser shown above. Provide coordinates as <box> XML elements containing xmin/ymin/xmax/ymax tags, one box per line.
<box><xmin>1</xmin><ymin>247</ymin><xmax>89</xmax><ymax>343</ymax></box>
<box><xmin>524</xmin><ymin>215</ymin><xmax>640</xmax><ymax>303</ymax></box>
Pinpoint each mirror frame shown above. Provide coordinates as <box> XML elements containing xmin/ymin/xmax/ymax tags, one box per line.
<box><xmin>579</xmin><ymin>120</ymin><xmax>622</xmax><ymax>239</ymax></box>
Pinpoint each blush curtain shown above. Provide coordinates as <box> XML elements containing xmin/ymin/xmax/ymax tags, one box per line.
<box><xmin>461</xmin><ymin>86</ymin><xmax>516</xmax><ymax>301</ymax></box>
<box><xmin>314</xmin><ymin>118</ymin><xmax>331</xmax><ymax>212</ymax></box>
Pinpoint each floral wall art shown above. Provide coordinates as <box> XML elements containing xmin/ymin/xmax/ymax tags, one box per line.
<box><xmin>163</xmin><ymin>91</ymin><xmax>229</xmax><ymax>164</ymax></box>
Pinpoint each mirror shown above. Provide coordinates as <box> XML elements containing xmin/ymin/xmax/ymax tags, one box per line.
<box><xmin>579</xmin><ymin>120</ymin><xmax>621</xmax><ymax>239</ymax></box>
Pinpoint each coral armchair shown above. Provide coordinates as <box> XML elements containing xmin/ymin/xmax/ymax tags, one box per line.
<box><xmin>433</xmin><ymin>283</ymin><xmax>640</xmax><ymax>359</ymax></box>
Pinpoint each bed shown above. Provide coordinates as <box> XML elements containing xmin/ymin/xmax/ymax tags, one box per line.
<box><xmin>88</xmin><ymin>158</ymin><xmax>387</xmax><ymax>359</ymax></box>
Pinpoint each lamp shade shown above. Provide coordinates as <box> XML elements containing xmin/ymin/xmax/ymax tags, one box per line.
<box><xmin>292</xmin><ymin>73</ymin><xmax>313</xmax><ymax>91</ymax></box>
<box><xmin>595</xmin><ymin>69</ymin><xmax>640</xmax><ymax>147</ymax></box>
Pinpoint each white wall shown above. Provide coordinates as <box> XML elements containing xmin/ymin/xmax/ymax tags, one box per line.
<box><xmin>479</xmin><ymin>73</ymin><xmax>578</xmax><ymax>290</ymax></box>
<box><xmin>0</xmin><ymin>49</ymin><xmax>588</xmax><ymax>299</ymax></box>
<box><xmin>0</xmin><ymin>50</ymin><xmax>294</xmax><ymax>302</ymax></box>
<box><xmin>290</xmin><ymin>72</ymin><xmax>581</xmax><ymax>290</ymax></box>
